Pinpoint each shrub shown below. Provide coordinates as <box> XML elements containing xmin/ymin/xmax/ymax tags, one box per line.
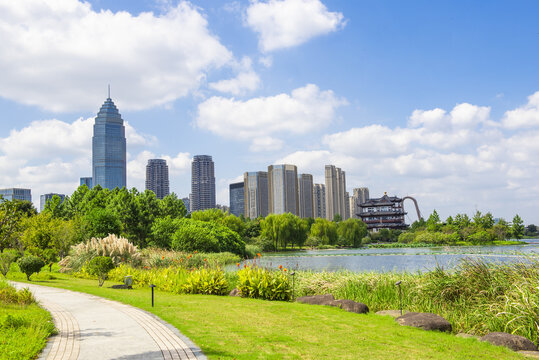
<box><xmin>398</xmin><ymin>232</ymin><xmax>415</xmax><ymax>243</ymax></box>
<box><xmin>0</xmin><ymin>280</ymin><xmax>36</xmax><ymax>305</ymax></box>
<box><xmin>87</xmin><ymin>256</ymin><xmax>115</xmax><ymax>286</ymax></box>
<box><xmin>141</xmin><ymin>249</ymin><xmax>240</xmax><ymax>269</ymax></box>
<box><xmin>182</xmin><ymin>268</ymin><xmax>228</xmax><ymax>295</ymax></box>
<box><xmin>244</xmin><ymin>244</ymin><xmax>262</xmax><ymax>259</ymax></box>
<box><xmin>0</xmin><ymin>251</ymin><xmax>18</xmax><ymax>277</ymax></box>
<box><xmin>237</xmin><ymin>265</ymin><xmax>292</xmax><ymax>301</ymax></box>
<box><xmin>17</xmin><ymin>256</ymin><xmax>45</xmax><ymax>281</ymax></box>
<box><xmin>60</xmin><ymin>234</ymin><xmax>140</xmax><ymax>272</ymax></box>
<box><xmin>171</xmin><ymin>219</ymin><xmax>245</xmax><ymax>255</ymax></box>
<box><xmin>109</xmin><ymin>264</ymin><xmax>189</xmax><ymax>293</ymax></box>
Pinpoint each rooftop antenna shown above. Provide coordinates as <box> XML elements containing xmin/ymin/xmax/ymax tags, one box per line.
<box><xmin>108</xmin><ymin>84</ymin><xmax>111</xmax><ymax>99</ymax></box>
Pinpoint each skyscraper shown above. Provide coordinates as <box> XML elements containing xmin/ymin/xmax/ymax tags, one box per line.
<box><xmin>344</xmin><ymin>191</ymin><xmax>350</xmax><ymax>220</ymax></box>
<box><xmin>351</xmin><ymin>187</ymin><xmax>369</xmax><ymax>218</ymax></box>
<box><xmin>79</xmin><ymin>177</ymin><xmax>93</xmax><ymax>189</ymax></box>
<box><xmin>313</xmin><ymin>184</ymin><xmax>326</xmax><ymax>219</ymax></box>
<box><xmin>325</xmin><ymin>165</ymin><xmax>346</xmax><ymax>220</ymax></box>
<box><xmin>243</xmin><ymin>171</ymin><xmax>269</xmax><ymax>219</ymax></box>
<box><xmin>145</xmin><ymin>159</ymin><xmax>169</xmax><ymax>199</ymax></box>
<box><xmin>229</xmin><ymin>182</ymin><xmax>245</xmax><ymax>217</ymax></box>
<box><xmin>190</xmin><ymin>155</ymin><xmax>215</xmax><ymax>212</ymax></box>
<box><xmin>0</xmin><ymin>188</ymin><xmax>31</xmax><ymax>202</ymax></box>
<box><xmin>268</xmin><ymin>164</ymin><xmax>299</xmax><ymax>215</ymax></box>
<box><xmin>298</xmin><ymin>174</ymin><xmax>314</xmax><ymax>218</ymax></box>
<box><xmin>92</xmin><ymin>94</ymin><xmax>126</xmax><ymax>190</ymax></box>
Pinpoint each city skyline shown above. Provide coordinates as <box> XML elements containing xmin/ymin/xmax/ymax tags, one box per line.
<box><xmin>1</xmin><ymin>1</ymin><xmax>538</xmax><ymax>223</ymax></box>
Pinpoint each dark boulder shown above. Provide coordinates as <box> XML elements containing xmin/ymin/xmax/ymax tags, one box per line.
<box><xmin>480</xmin><ymin>332</ymin><xmax>538</xmax><ymax>352</ymax></box>
<box><xmin>396</xmin><ymin>312</ymin><xmax>452</xmax><ymax>332</ymax></box>
<box><xmin>111</xmin><ymin>284</ymin><xmax>132</xmax><ymax>289</ymax></box>
<box><xmin>229</xmin><ymin>288</ymin><xmax>241</xmax><ymax>297</ymax></box>
<box><xmin>329</xmin><ymin>299</ymin><xmax>369</xmax><ymax>314</ymax></box>
<box><xmin>296</xmin><ymin>294</ymin><xmax>335</xmax><ymax>305</ymax></box>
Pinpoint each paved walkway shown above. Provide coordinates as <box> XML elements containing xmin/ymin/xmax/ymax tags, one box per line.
<box><xmin>10</xmin><ymin>282</ymin><xmax>206</xmax><ymax>360</ymax></box>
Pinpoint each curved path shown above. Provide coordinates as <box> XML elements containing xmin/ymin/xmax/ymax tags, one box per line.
<box><xmin>10</xmin><ymin>282</ymin><xmax>206</xmax><ymax>360</ymax></box>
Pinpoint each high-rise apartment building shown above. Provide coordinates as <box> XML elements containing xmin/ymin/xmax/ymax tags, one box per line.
<box><xmin>344</xmin><ymin>191</ymin><xmax>350</xmax><ymax>220</ymax></box>
<box><xmin>350</xmin><ymin>187</ymin><xmax>370</xmax><ymax>218</ymax></box>
<box><xmin>181</xmin><ymin>197</ymin><xmax>190</xmax><ymax>214</ymax></box>
<box><xmin>145</xmin><ymin>159</ymin><xmax>170</xmax><ymax>199</ymax></box>
<box><xmin>268</xmin><ymin>164</ymin><xmax>299</xmax><ymax>215</ymax></box>
<box><xmin>190</xmin><ymin>155</ymin><xmax>216</xmax><ymax>212</ymax></box>
<box><xmin>243</xmin><ymin>171</ymin><xmax>269</xmax><ymax>219</ymax></box>
<box><xmin>325</xmin><ymin>165</ymin><xmax>347</xmax><ymax>220</ymax></box>
<box><xmin>0</xmin><ymin>188</ymin><xmax>31</xmax><ymax>202</ymax></box>
<box><xmin>298</xmin><ymin>174</ymin><xmax>314</xmax><ymax>218</ymax></box>
<box><xmin>229</xmin><ymin>182</ymin><xmax>245</xmax><ymax>217</ymax></box>
<box><xmin>80</xmin><ymin>177</ymin><xmax>93</xmax><ymax>189</ymax></box>
<box><xmin>40</xmin><ymin>193</ymin><xmax>65</xmax><ymax>212</ymax></box>
<box><xmin>313</xmin><ymin>184</ymin><xmax>326</xmax><ymax>219</ymax></box>
<box><xmin>92</xmin><ymin>95</ymin><xmax>126</xmax><ymax>190</ymax></box>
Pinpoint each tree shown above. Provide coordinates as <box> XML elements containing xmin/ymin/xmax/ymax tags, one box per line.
<box><xmin>87</xmin><ymin>256</ymin><xmax>115</xmax><ymax>286</ymax></box>
<box><xmin>0</xmin><ymin>199</ymin><xmax>30</xmax><ymax>253</ymax></box>
<box><xmin>526</xmin><ymin>224</ymin><xmax>537</xmax><ymax>236</ymax></box>
<box><xmin>333</xmin><ymin>214</ymin><xmax>342</xmax><ymax>223</ymax></box>
<box><xmin>511</xmin><ymin>214</ymin><xmax>524</xmax><ymax>239</ymax></box>
<box><xmin>83</xmin><ymin>207</ymin><xmax>122</xmax><ymax>240</ymax></box>
<box><xmin>309</xmin><ymin>218</ymin><xmax>338</xmax><ymax>245</ymax></box>
<box><xmin>150</xmin><ymin>216</ymin><xmax>180</xmax><ymax>249</ymax></box>
<box><xmin>17</xmin><ymin>255</ymin><xmax>45</xmax><ymax>281</ymax></box>
<box><xmin>42</xmin><ymin>195</ymin><xmax>66</xmax><ymax>219</ymax></box>
<box><xmin>159</xmin><ymin>193</ymin><xmax>187</xmax><ymax>219</ymax></box>
<box><xmin>426</xmin><ymin>210</ymin><xmax>441</xmax><ymax>232</ymax></box>
<box><xmin>337</xmin><ymin>218</ymin><xmax>367</xmax><ymax>247</ymax></box>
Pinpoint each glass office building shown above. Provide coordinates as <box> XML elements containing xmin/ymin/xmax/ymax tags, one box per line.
<box><xmin>92</xmin><ymin>97</ymin><xmax>126</xmax><ymax>190</ymax></box>
<box><xmin>229</xmin><ymin>182</ymin><xmax>244</xmax><ymax>217</ymax></box>
<box><xmin>0</xmin><ymin>188</ymin><xmax>31</xmax><ymax>202</ymax></box>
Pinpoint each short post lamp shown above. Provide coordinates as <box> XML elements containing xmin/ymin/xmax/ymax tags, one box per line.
<box><xmin>395</xmin><ymin>281</ymin><xmax>402</xmax><ymax>316</ymax></box>
<box><xmin>290</xmin><ymin>271</ymin><xmax>296</xmax><ymax>301</ymax></box>
<box><xmin>150</xmin><ymin>284</ymin><xmax>156</xmax><ymax>307</ymax></box>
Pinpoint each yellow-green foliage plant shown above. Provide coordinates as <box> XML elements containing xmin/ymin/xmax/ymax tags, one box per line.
<box><xmin>237</xmin><ymin>265</ymin><xmax>291</xmax><ymax>301</ymax></box>
<box><xmin>108</xmin><ymin>264</ymin><xmax>189</xmax><ymax>293</ymax></box>
<box><xmin>182</xmin><ymin>268</ymin><xmax>228</xmax><ymax>295</ymax></box>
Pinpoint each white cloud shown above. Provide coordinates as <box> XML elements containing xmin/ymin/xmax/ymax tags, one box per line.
<box><xmin>276</xmin><ymin>92</ymin><xmax>539</xmax><ymax>223</ymax></box>
<box><xmin>0</xmin><ymin>0</ymin><xmax>233</xmax><ymax>111</ymax></box>
<box><xmin>245</xmin><ymin>0</ymin><xmax>346</xmax><ymax>52</ymax></box>
<box><xmin>502</xmin><ymin>91</ymin><xmax>539</xmax><ymax>129</ymax></box>
<box><xmin>196</xmin><ymin>84</ymin><xmax>346</xmax><ymax>149</ymax></box>
<box><xmin>208</xmin><ymin>57</ymin><xmax>261</xmax><ymax>95</ymax></box>
<box><xmin>250</xmin><ymin>136</ymin><xmax>284</xmax><ymax>152</ymax></box>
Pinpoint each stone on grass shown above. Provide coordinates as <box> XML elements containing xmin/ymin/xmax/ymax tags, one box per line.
<box><xmin>329</xmin><ymin>299</ymin><xmax>369</xmax><ymax>314</ymax></box>
<box><xmin>296</xmin><ymin>294</ymin><xmax>335</xmax><ymax>305</ymax></box>
<box><xmin>111</xmin><ymin>284</ymin><xmax>132</xmax><ymax>289</ymax></box>
<box><xmin>376</xmin><ymin>310</ymin><xmax>407</xmax><ymax>318</ymax></box>
<box><xmin>229</xmin><ymin>288</ymin><xmax>241</xmax><ymax>297</ymax></box>
<box><xmin>517</xmin><ymin>351</ymin><xmax>539</xmax><ymax>358</ymax></box>
<box><xmin>480</xmin><ymin>332</ymin><xmax>538</xmax><ymax>352</ymax></box>
<box><xmin>396</xmin><ymin>312</ymin><xmax>452</xmax><ymax>332</ymax></box>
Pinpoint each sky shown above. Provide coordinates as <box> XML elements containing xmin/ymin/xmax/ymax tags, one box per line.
<box><xmin>1</xmin><ymin>0</ymin><xmax>539</xmax><ymax>224</ymax></box>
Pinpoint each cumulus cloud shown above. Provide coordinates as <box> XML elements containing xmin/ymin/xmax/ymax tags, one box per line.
<box><xmin>250</xmin><ymin>137</ymin><xmax>284</xmax><ymax>152</ymax></box>
<box><xmin>245</xmin><ymin>0</ymin><xmax>346</xmax><ymax>52</ymax></box>
<box><xmin>197</xmin><ymin>84</ymin><xmax>346</xmax><ymax>149</ymax></box>
<box><xmin>209</xmin><ymin>57</ymin><xmax>261</xmax><ymax>95</ymax></box>
<box><xmin>0</xmin><ymin>0</ymin><xmax>233</xmax><ymax>111</ymax></box>
<box><xmin>502</xmin><ymin>91</ymin><xmax>539</xmax><ymax>129</ymax></box>
<box><xmin>276</xmin><ymin>93</ymin><xmax>539</xmax><ymax>223</ymax></box>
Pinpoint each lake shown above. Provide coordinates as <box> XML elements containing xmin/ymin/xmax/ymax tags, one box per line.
<box><xmin>239</xmin><ymin>239</ymin><xmax>539</xmax><ymax>273</ymax></box>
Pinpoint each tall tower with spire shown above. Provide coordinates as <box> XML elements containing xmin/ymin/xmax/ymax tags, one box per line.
<box><xmin>92</xmin><ymin>92</ymin><xmax>126</xmax><ymax>190</ymax></box>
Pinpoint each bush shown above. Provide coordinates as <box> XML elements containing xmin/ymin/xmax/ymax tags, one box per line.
<box><xmin>171</xmin><ymin>219</ymin><xmax>245</xmax><ymax>255</ymax></box>
<box><xmin>182</xmin><ymin>268</ymin><xmax>228</xmax><ymax>295</ymax></box>
<box><xmin>244</xmin><ymin>244</ymin><xmax>262</xmax><ymax>259</ymax></box>
<box><xmin>237</xmin><ymin>265</ymin><xmax>292</xmax><ymax>301</ymax></box>
<box><xmin>87</xmin><ymin>256</ymin><xmax>115</xmax><ymax>286</ymax></box>
<box><xmin>398</xmin><ymin>232</ymin><xmax>415</xmax><ymax>244</ymax></box>
<box><xmin>17</xmin><ymin>256</ymin><xmax>45</xmax><ymax>281</ymax></box>
<box><xmin>141</xmin><ymin>249</ymin><xmax>240</xmax><ymax>269</ymax></box>
<box><xmin>0</xmin><ymin>251</ymin><xmax>18</xmax><ymax>277</ymax></box>
<box><xmin>0</xmin><ymin>280</ymin><xmax>35</xmax><ymax>305</ymax></box>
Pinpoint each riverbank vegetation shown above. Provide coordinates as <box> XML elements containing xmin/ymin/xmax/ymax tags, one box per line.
<box><xmin>0</xmin><ymin>280</ymin><xmax>55</xmax><ymax>360</ymax></box>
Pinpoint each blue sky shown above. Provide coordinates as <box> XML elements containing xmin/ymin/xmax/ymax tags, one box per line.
<box><xmin>1</xmin><ymin>0</ymin><xmax>539</xmax><ymax>223</ymax></box>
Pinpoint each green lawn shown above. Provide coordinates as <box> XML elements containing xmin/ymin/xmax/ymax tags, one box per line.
<box><xmin>0</xmin><ymin>299</ymin><xmax>55</xmax><ymax>360</ymax></box>
<box><xmin>8</xmin><ymin>271</ymin><xmax>527</xmax><ymax>360</ymax></box>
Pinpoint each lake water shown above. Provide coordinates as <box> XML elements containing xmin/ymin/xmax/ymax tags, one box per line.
<box><xmin>239</xmin><ymin>239</ymin><xmax>539</xmax><ymax>273</ymax></box>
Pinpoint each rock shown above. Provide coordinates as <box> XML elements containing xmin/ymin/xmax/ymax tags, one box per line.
<box><xmin>296</xmin><ymin>294</ymin><xmax>335</xmax><ymax>305</ymax></box>
<box><xmin>456</xmin><ymin>333</ymin><xmax>479</xmax><ymax>339</ymax></box>
<box><xmin>517</xmin><ymin>351</ymin><xmax>539</xmax><ymax>358</ymax></box>
<box><xmin>396</xmin><ymin>312</ymin><xmax>452</xmax><ymax>332</ymax></box>
<box><xmin>229</xmin><ymin>288</ymin><xmax>241</xmax><ymax>297</ymax></box>
<box><xmin>329</xmin><ymin>299</ymin><xmax>369</xmax><ymax>314</ymax></box>
<box><xmin>376</xmin><ymin>310</ymin><xmax>407</xmax><ymax>318</ymax></box>
<box><xmin>111</xmin><ymin>284</ymin><xmax>132</xmax><ymax>289</ymax></box>
<box><xmin>480</xmin><ymin>332</ymin><xmax>538</xmax><ymax>352</ymax></box>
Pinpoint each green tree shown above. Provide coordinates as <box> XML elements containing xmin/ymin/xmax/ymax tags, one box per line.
<box><xmin>454</xmin><ymin>213</ymin><xmax>472</xmax><ymax>229</ymax></box>
<box><xmin>309</xmin><ymin>218</ymin><xmax>338</xmax><ymax>245</ymax></box>
<box><xmin>83</xmin><ymin>207</ymin><xmax>122</xmax><ymax>239</ymax></box>
<box><xmin>87</xmin><ymin>256</ymin><xmax>115</xmax><ymax>286</ymax></box>
<box><xmin>333</xmin><ymin>214</ymin><xmax>342</xmax><ymax>223</ymax></box>
<box><xmin>42</xmin><ymin>195</ymin><xmax>67</xmax><ymax>219</ymax></box>
<box><xmin>17</xmin><ymin>255</ymin><xmax>45</xmax><ymax>281</ymax></box>
<box><xmin>149</xmin><ymin>216</ymin><xmax>180</xmax><ymax>249</ymax></box>
<box><xmin>426</xmin><ymin>210</ymin><xmax>441</xmax><ymax>232</ymax></box>
<box><xmin>0</xmin><ymin>199</ymin><xmax>29</xmax><ymax>253</ymax></box>
<box><xmin>511</xmin><ymin>214</ymin><xmax>524</xmax><ymax>239</ymax></box>
<box><xmin>337</xmin><ymin>218</ymin><xmax>367</xmax><ymax>247</ymax></box>
<box><xmin>159</xmin><ymin>193</ymin><xmax>187</xmax><ymax>219</ymax></box>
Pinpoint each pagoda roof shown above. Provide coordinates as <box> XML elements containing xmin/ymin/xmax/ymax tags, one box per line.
<box><xmin>360</xmin><ymin>194</ymin><xmax>402</xmax><ymax>207</ymax></box>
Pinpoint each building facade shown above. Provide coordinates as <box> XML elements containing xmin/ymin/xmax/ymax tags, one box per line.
<box><xmin>344</xmin><ymin>191</ymin><xmax>350</xmax><ymax>220</ymax></box>
<box><xmin>358</xmin><ymin>194</ymin><xmax>407</xmax><ymax>231</ymax></box>
<box><xmin>313</xmin><ymin>184</ymin><xmax>326</xmax><ymax>219</ymax></box>
<box><xmin>190</xmin><ymin>155</ymin><xmax>216</xmax><ymax>212</ymax></box>
<box><xmin>298</xmin><ymin>174</ymin><xmax>314</xmax><ymax>218</ymax></box>
<box><xmin>40</xmin><ymin>193</ymin><xmax>65</xmax><ymax>212</ymax></box>
<box><xmin>229</xmin><ymin>182</ymin><xmax>245</xmax><ymax>217</ymax></box>
<box><xmin>0</xmin><ymin>188</ymin><xmax>31</xmax><ymax>202</ymax></box>
<box><xmin>92</xmin><ymin>96</ymin><xmax>126</xmax><ymax>190</ymax></box>
<box><xmin>181</xmin><ymin>197</ymin><xmax>190</xmax><ymax>215</ymax></box>
<box><xmin>79</xmin><ymin>177</ymin><xmax>93</xmax><ymax>189</ymax></box>
<box><xmin>243</xmin><ymin>171</ymin><xmax>269</xmax><ymax>219</ymax></box>
<box><xmin>145</xmin><ymin>159</ymin><xmax>170</xmax><ymax>199</ymax></box>
<box><xmin>325</xmin><ymin>165</ymin><xmax>347</xmax><ymax>220</ymax></box>
<box><xmin>268</xmin><ymin>164</ymin><xmax>299</xmax><ymax>215</ymax></box>
<box><xmin>351</xmin><ymin>187</ymin><xmax>370</xmax><ymax>218</ymax></box>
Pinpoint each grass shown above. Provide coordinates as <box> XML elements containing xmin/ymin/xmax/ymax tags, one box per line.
<box><xmin>0</xmin><ymin>280</ymin><xmax>55</xmax><ymax>360</ymax></box>
<box><xmin>7</xmin><ymin>269</ymin><xmax>529</xmax><ymax>360</ymax></box>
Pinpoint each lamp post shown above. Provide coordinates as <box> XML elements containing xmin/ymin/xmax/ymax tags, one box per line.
<box><xmin>150</xmin><ymin>284</ymin><xmax>156</xmax><ymax>307</ymax></box>
<box><xmin>395</xmin><ymin>281</ymin><xmax>402</xmax><ymax>316</ymax></box>
<box><xmin>290</xmin><ymin>271</ymin><xmax>296</xmax><ymax>301</ymax></box>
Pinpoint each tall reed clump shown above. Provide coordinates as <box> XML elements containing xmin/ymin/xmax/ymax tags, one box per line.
<box><xmin>59</xmin><ymin>234</ymin><xmax>141</xmax><ymax>272</ymax></box>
